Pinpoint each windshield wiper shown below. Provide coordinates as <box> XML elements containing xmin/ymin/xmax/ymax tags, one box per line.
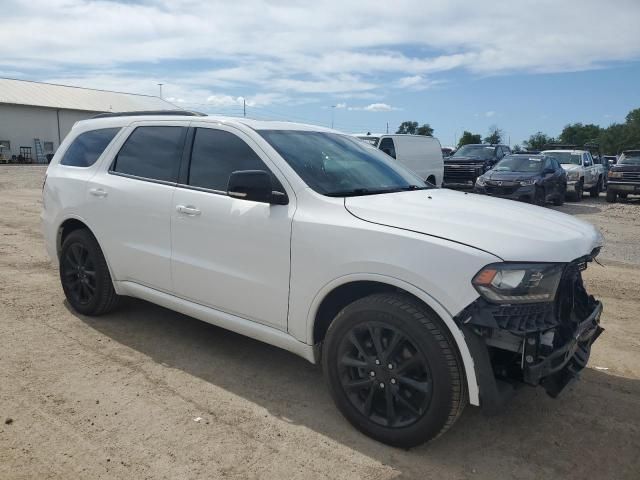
<box><xmin>326</xmin><ymin>185</ymin><xmax>427</xmax><ymax>197</ymax></box>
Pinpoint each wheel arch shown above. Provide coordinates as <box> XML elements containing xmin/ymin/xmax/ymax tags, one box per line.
<box><xmin>307</xmin><ymin>274</ymin><xmax>480</xmax><ymax>405</ymax></box>
<box><xmin>56</xmin><ymin>216</ymin><xmax>120</xmax><ymax>292</ymax></box>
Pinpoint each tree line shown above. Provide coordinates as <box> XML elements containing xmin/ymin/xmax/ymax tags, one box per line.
<box><xmin>396</xmin><ymin>107</ymin><xmax>640</xmax><ymax>154</ymax></box>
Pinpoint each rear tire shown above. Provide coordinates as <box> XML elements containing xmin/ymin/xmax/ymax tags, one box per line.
<box><xmin>573</xmin><ymin>180</ymin><xmax>583</xmax><ymax>202</ymax></box>
<box><xmin>322</xmin><ymin>293</ymin><xmax>466</xmax><ymax>448</ymax></box>
<box><xmin>589</xmin><ymin>177</ymin><xmax>602</xmax><ymax>197</ymax></box>
<box><xmin>606</xmin><ymin>190</ymin><xmax>617</xmax><ymax>203</ymax></box>
<box><xmin>60</xmin><ymin>229</ymin><xmax>119</xmax><ymax>316</ymax></box>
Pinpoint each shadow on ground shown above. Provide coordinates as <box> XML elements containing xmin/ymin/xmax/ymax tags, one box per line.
<box><xmin>76</xmin><ymin>298</ymin><xmax>640</xmax><ymax>479</ymax></box>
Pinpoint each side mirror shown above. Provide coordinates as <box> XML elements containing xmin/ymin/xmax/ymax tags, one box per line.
<box><xmin>227</xmin><ymin>170</ymin><xmax>288</xmax><ymax>205</ymax></box>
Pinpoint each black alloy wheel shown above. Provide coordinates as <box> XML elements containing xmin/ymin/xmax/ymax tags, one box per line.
<box><xmin>336</xmin><ymin>322</ymin><xmax>433</xmax><ymax>429</ymax></box>
<box><xmin>59</xmin><ymin>229</ymin><xmax>119</xmax><ymax>315</ymax></box>
<box><xmin>61</xmin><ymin>242</ymin><xmax>97</xmax><ymax>306</ymax></box>
<box><xmin>323</xmin><ymin>293</ymin><xmax>466</xmax><ymax>448</ymax></box>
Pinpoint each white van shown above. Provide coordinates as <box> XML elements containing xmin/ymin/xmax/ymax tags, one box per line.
<box><xmin>355</xmin><ymin>134</ymin><xmax>444</xmax><ymax>186</ymax></box>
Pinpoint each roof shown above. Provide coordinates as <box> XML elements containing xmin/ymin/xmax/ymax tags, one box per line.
<box><xmin>0</xmin><ymin>77</ymin><xmax>179</xmax><ymax>113</ymax></box>
<box><xmin>542</xmin><ymin>149</ymin><xmax>586</xmax><ymax>153</ymax></box>
<box><xmin>75</xmin><ymin>113</ymin><xmax>338</xmax><ymax>133</ymax></box>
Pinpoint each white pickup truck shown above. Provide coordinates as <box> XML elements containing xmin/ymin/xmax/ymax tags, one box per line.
<box><xmin>541</xmin><ymin>149</ymin><xmax>606</xmax><ymax>201</ymax></box>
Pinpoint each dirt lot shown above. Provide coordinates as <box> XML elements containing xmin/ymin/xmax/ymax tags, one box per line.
<box><xmin>1</xmin><ymin>165</ymin><xmax>639</xmax><ymax>480</ymax></box>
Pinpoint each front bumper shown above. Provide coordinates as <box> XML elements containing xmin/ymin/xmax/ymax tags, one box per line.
<box><xmin>457</xmin><ymin>255</ymin><xmax>603</xmax><ymax>411</ymax></box>
<box><xmin>474</xmin><ymin>184</ymin><xmax>535</xmax><ymax>202</ymax></box>
<box><xmin>607</xmin><ymin>181</ymin><xmax>640</xmax><ymax>194</ymax></box>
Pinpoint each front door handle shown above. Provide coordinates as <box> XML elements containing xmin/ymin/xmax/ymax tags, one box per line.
<box><xmin>176</xmin><ymin>205</ymin><xmax>201</xmax><ymax>216</ymax></box>
<box><xmin>89</xmin><ymin>188</ymin><xmax>108</xmax><ymax>198</ymax></box>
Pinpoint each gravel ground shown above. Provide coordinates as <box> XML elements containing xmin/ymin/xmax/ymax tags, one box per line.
<box><xmin>1</xmin><ymin>166</ymin><xmax>639</xmax><ymax>480</ymax></box>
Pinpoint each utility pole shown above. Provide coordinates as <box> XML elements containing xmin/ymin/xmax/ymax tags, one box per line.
<box><xmin>157</xmin><ymin>83</ymin><xmax>163</xmax><ymax>99</ymax></box>
<box><xmin>243</xmin><ymin>98</ymin><xmax>246</xmax><ymax>118</ymax></box>
<box><xmin>386</xmin><ymin>122</ymin><xmax>389</xmax><ymax>134</ymax></box>
<box><xmin>330</xmin><ymin>105</ymin><xmax>336</xmax><ymax>129</ymax></box>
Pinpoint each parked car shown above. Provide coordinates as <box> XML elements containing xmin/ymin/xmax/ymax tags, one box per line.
<box><xmin>606</xmin><ymin>150</ymin><xmax>640</xmax><ymax>202</ymax></box>
<box><xmin>42</xmin><ymin>112</ymin><xmax>604</xmax><ymax>447</ymax></box>
<box><xmin>377</xmin><ymin>134</ymin><xmax>444</xmax><ymax>185</ymax></box>
<box><xmin>541</xmin><ymin>149</ymin><xmax>605</xmax><ymax>201</ymax></box>
<box><xmin>441</xmin><ymin>146</ymin><xmax>455</xmax><ymax>158</ymax></box>
<box><xmin>603</xmin><ymin>155</ymin><xmax>618</xmax><ymax>166</ymax></box>
<box><xmin>474</xmin><ymin>154</ymin><xmax>566</xmax><ymax>206</ymax></box>
<box><xmin>443</xmin><ymin>144</ymin><xmax>511</xmax><ymax>189</ymax></box>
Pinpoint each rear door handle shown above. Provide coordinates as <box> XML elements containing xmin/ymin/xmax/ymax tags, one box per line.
<box><xmin>89</xmin><ymin>188</ymin><xmax>108</xmax><ymax>198</ymax></box>
<box><xmin>176</xmin><ymin>205</ymin><xmax>201</xmax><ymax>216</ymax></box>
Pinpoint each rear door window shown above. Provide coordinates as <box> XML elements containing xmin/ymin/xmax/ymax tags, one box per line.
<box><xmin>188</xmin><ymin>128</ymin><xmax>278</xmax><ymax>192</ymax></box>
<box><xmin>112</xmin><ymin>126</ymin><xmax>187</xmax><ymax>183</ymax></box>
<box><xmin>60</xmin><ymin>128</ymin><xmax>120</xmax><ymax>167</ymax></box>
<box><xmin>378</xmin><ymin>138</ymin><xmax>396</xmax><ymax>159</ymax></box>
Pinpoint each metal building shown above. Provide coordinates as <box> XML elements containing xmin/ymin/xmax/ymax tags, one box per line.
<box><xmin>0</xmin><ymin>78</ymin><xmax>178</xmax><ymax>163</ymax></box>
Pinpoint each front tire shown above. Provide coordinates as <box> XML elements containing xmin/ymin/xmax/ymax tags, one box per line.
<box><xmin>534</xmin><ymin>186</ymin><xmax>546</xmax><ymax>206</ymax></box>
<box><xmin>572</xmin><ymin>180</ymin><xmax>583</xmax><ymax>202</ymax></box>
<box><xmin>60</xmin><ymin>229</ymin><xmax>119</xmax><ymax>316</ymax></box>
<box><xmin>553</xmin><ymin>185</ymin><xmax>566</xmax><ymax>206</ymax></box>
<box><xmin>606</xmin><ymin>190</ymin><xmax>617</xmax><ymax>203</ymax></box>
<box><xmin>322</xmin><ymin>293</ymin><xmax>466</xmax><ymax>448</ymax></box>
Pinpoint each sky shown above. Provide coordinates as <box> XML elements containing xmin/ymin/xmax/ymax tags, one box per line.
<box><xmin>1</xmin><ymin>0</ymin><xmax>640</xmax><ymax>146</ymax></box>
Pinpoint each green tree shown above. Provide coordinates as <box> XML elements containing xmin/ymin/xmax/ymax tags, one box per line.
<box><xmin>484</xmin><ymin>125</ymin><xmax>503</xmax><ymax>144</ymax></box>
<box><xmin>558</xmin><ymin>123</ymin><xmax>601</xmax><ymax>146</ymax></box>
<box><xmin>512</xmin><ymin>144</ymin><xmax>522</xmax><ymax>153</ymax></box>
<box><xmin>396</xmin><ymin>121</ymin><xmax>418</xmax><ymax>134</ymax></box>
<box><xmin>523</xmin><ymin>132</ymin><xmax>556</xmax><ymax>151</ymax></box>
<box><xmin>416</xmin><ymin>123</ymin><xmax>434</xmax><ymax>136</ymax></box>
<box><xmin>457</xmin><ymin>131</ymin><xmax>482</xmax><ymax>148</ymax></box>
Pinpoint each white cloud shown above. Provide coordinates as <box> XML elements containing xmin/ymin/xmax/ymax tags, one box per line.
<box><xmin>334</xmin><ymin>102</ymin><xmax>347</xmax><ymax>109</ymax></box>
<box><xmin>347</xmin><ymin>103</ymin><xmax>399</xmax><ymax>112</ymax></box>
<box><xmin>2</xmin><ymin>0</ymin><xmax>640</xmax><ymax>101</ymax></box>
<box><xmin>485</xmin><ymin>111</ymin><xmax>496</xmax><ymax>117</ymax></box>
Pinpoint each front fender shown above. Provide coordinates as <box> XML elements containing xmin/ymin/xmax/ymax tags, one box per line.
<box><xmin>306</xmin><ymin>273</ymin><xmax>480</xmax><ymax>406</ymax></box>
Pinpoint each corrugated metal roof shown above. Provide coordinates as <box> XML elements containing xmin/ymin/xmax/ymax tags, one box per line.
<box><xmin>0</xmin><ymin>77</ymin><xmax>179</xmax><ymax>113</ymax></box>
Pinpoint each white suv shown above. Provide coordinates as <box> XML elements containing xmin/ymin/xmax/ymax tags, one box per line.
<box><xmin>42</xmin><ymin>112</ymin><xmax>604</xmax><ymax>447</ymax></box>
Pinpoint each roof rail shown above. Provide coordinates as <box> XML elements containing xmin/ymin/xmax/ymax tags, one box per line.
<box><xmin>92</xmin><ymin>110</ymin><xmax>207</xmax><ymax>119</ymax></box>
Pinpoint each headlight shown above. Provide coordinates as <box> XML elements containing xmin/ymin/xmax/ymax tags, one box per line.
<box><xmin>608</xmin><ymin>171</ymin><xmax>622</xmax><ymax>178</ymax></box>
<box><xmin>519</xmin><ymin>179</ymin><xmax>535</xmax><ymax>186</ymax></box>
<box><xmin>566</xmin><ymin>170</ymin><xmax>579</xmax><ymax>181</ymax></box>
<box><xmin>472</xmin><ymin>263</ymin><xmax>564</xmax><ymax>304</ymax></box>
<box><xmin>476</xmin><ymin>176</ymin><xmax>486</xmax><ymax>186</ymax></box>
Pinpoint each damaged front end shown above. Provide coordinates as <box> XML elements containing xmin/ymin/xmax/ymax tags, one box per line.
<box><xmin>456</xmin><ymin>250</ymin><xmax>604</xmax><ymax>412</ymax></box>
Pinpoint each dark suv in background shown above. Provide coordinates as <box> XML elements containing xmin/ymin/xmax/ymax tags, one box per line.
<box><xmin>607</xmin><ymin>150</ymin><xmax>640</xmax><ymax>202</ymax></box>
<box><xmin>443</xmin><ymin>144</ymin><xmax>511</xmax><ymax>189</ymax></box>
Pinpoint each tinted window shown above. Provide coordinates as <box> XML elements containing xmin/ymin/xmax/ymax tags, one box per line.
<box><xmin>112</xmin><ymin>126</ymin><xmax>186</xmax><ymax>182</ymax></box>
<box><xmin>188</xmin><ymin>128</ymin><xmax>272</xmax><ymax>191</ymax></box>
<box><xmin>60</xmin><ymin>128</ymin><xmax>120</xmax><ymax>167</ymax></box>
<box><xmin>378</xmin><ymin>137</ymin><xmax>396</xmax><ymax>159</ymax></box>
<box><xmin>453</xmin><ymin>145</ymin><xmax>496</xmax><ymax>160</ymax></box>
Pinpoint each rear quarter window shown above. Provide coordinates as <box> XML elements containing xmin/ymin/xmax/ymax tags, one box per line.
<box><xmin>60</xmin><ymin>128</ymin><xmax>120</xmax><ymax>167</ymax></box>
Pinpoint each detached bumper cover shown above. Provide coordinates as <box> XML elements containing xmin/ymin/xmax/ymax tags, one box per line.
<box><xmin>525</xmin><ymin>301</ymin><xmax>603</xmax><ymax>396</ymax></box>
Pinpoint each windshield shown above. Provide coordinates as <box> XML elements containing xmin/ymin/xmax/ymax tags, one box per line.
<box><xmin>619</xmin><ymin>152</ymin><xmax>640</xmax><ymax>165</ymax></box>
<box><xmin>494</xmin><ymin>156</ymin><xmax>545</xmax><ymax>173</ymax></box>
<box><xmin>453</xmin><ymin>145</ymin><xmax>495</xmax><ymax>160</ymax></box>
<box><xmin>259</xmin><ymin>130</ymin><xmax>429</xmax><ymax>196</ymax></box>
<box><xmin>552</xmin><ymin>152</ymin><xmax>582</xmax><ymax>165</ymax></box>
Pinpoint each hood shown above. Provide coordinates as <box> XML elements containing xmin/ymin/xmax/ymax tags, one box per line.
<box><xmin>561</xmin><ymin>164</ymin><xmax>581</xmax><ymax>172</ymax></box>
<box><xmin>611</xmin><ymin>164</ymin><xmax>640</xmax><ymax>172</ymax></box>
<box><xmin>344</xmin><ymin>189</ymin><xmax>603</xmax><ymax>262</ymax></box>
<box><xmin>485</xmin><ymin>170</ymin><xmax>538</xmax><ymax>181</ymax></box>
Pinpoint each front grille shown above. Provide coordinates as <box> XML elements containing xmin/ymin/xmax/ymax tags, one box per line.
<box><xmin>621</xmin><ymin>171</ymin><xmax>640</xmax><ymax>181</ymax></box>
<box><xmin>491</xmin><ymin>303</ymin><xmax>555</xmax><ymax>332</ymax></box>
<box><xmin>444</xmin><ymin>163</ymin><xmax>484</xmax><ymax>182</ymax></box>
<box><xmin>485</xmin><ymin>185</ymin><xmax>518</xmax><ymax>195</ymax></box>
